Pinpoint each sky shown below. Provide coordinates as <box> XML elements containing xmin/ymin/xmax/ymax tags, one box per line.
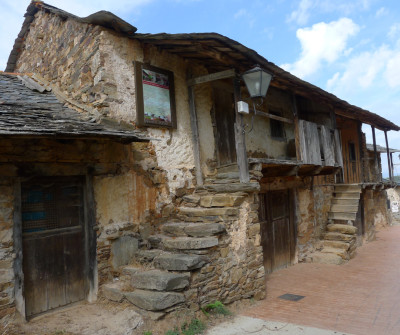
<box><xmin>1</xmin><ymin>0</ymin><xmax>400</xmax><ymax>177</ymax></box>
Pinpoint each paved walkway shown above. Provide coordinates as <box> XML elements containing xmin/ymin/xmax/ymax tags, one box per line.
<box><xmin>243</xmin><ymin>226</ymin><xmax>400</xmax><ymax>335</ymax></box>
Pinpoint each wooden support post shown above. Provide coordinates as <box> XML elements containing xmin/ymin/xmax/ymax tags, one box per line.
<box><xmin>85</xmin><ymin>172</ymin><xmax>98</xmax><ymax>302</ymax></box>
<box><xmin>233</xmin><ymin>77</ymin><xmax>249</xmax><ymax>183</ymax></box>
<box><xmin>187</xmin><ymin>77</ymin><xmax>204</xmax><ymax>186</ymax></box>
<box><xmin>390</xmin><ymin>152</ymin><xmax>395</xmax><ymax>179</ymax></box>
<box><xmin>357</xmin><ymin>121</ymin><xmax>365</xmax><ymax>183</ymax></box>
<box><xmin>384</xmin><ymin>130</ymin><xmax>393</xmax><ymax>182</ymax></box>
<box><xmin>291</xmin><ymin>94</ymin><xmax>302</xmax><ymax>161</ymax></box>
<box><xmin>371</xmin><ymin>126</ymin><xmax>380</xmax><ymax>181</ymax></box>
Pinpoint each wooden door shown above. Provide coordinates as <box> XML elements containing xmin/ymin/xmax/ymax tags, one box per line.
<box><xmin>336</xmin><ymin>118</ymin><xmax>362</xmax><ymax>183</ymax></box>
<box><xmin>259</xmin><ymin>190</ymin><xmax>296</xmax><ymax>274</ymax></box>
<box><xmin>213</xmin><ymin>85</ymin><xmax>237</xmax><ymax>166</ymax></box>
<box><xmin>22</xmin><ymin>177</ymin><xmax>87</xmax><ymax>318</ymax></box>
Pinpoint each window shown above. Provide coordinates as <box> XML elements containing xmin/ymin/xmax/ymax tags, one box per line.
<box><xmin>349</xmin><ymin>142</ymin><xmax>356</xmax><ymax>161</ymax></box>
<box><xmin>270</xmin><ymin>111</ymin><xmax>286</xmax><ymax>140</ymax></box>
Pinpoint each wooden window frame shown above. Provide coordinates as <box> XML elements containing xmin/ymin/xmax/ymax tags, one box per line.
<box><xmin>134</xmin><ymin>62</ymin><xmax>177</xmax><ymax>129</ymax></box>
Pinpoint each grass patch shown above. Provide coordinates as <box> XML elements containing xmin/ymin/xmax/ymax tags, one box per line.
<box><xmin>202</xmin><ymin>301</ymin><xmax>231</xmax><ymax>316</ymax></box>
<box><xmin>165</xmin><ymin>318</ymin><xmax>206</xmax><ymax>335</ymax></box>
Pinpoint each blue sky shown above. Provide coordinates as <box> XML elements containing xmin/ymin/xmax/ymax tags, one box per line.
<box><xmin>1</xmin><ymin>0</ymin><xmax>400</xmax><ymax>176</ymax></box>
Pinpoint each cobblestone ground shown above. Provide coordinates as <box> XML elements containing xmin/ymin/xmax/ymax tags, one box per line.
<box><xmin>244</xmin><ymin>226</ymin><xmax>400</xmax><ymax>335</ymax></box>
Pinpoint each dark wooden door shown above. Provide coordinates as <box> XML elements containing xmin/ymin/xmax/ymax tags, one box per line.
<box><xmin>22</xmin><ymin>177</ymin><xmax>87</xmax><ymax>318</ymax></box>
<box><xmin>213</xmin><ymin>85</ymin><xmax>237</xmax><ymax>166</ymax></box>
<box><xmin>259</xmin><ymin>190</ymin><xmax>295</xmax><ymax>274</ymax></box>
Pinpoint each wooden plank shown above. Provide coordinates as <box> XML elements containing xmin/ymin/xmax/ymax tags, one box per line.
<box><xmin>298</xmin><ymin>120</ymin><xmax>307</xmax><ymax>164</ymax></box>
<box><xmin>213</xmin><ymin>85</ymin><xmax>237</xmax><ymax>166</ymax></box>
<box><xmin>320</xmin><ymin>125</ymin><xmax>335</xmax><ymax>166</ymax></box>
<box><xmin>187</xmin><ymin>69</ymin><xmax>236</xmax><ymax>86</ymax></box>
<box><xmin>299</xmin><ymin>120</ymin><xmax>322</xmax><ymax>165</ymax></box>
<box><xmin>187</xmin><ymin>82</ymin><xmax>204</xmax><ymax>186</ymax></box>
<box><xmin>233</xmin><ymin>77</ymin><xmax>249</xmax><ymax>183</ymax></box>
<box><xmin>292</xmin><ymin>95</ymin><xmax>302</xmax><ymax>161</ymax></box>
<box><xmin>334</xmin><ymin>129</ymin><xmax>344</xmax><ymax>168</ymax></box>
<box><xmin>254</xmin><ymin>110</ymin><xmax>294</xmax><ymax>124</ymax></box>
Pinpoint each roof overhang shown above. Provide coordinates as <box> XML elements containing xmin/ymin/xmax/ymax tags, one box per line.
<box><xmin>6</xmin><ymin>2</ymin><xmax>400</xmax><ymax>132</ymax></box>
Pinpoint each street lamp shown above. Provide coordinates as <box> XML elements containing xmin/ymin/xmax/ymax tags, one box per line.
<box><xmin>241</xmin><ymin>65</ymin><xmax>273</xmax><ymax>99</ymax></box>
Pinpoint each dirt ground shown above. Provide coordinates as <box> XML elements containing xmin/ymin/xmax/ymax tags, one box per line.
<box><xmin>1</xmin><ymin>298</ymin><xmax>251</xmax><ymax>335</ymax></box>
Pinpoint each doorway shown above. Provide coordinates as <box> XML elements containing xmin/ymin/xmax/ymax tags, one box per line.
<box><xmin>259</xmin><ymin>190</ymin><xmax>296</xmax><ymax>274</ymax></box>
<box><xmin>213</xmin><ymin>84</ymin><xmax>237</xmax><ymax>166</ymax></box>
<box><xmin>21</xmin><ymin>177</ymin><xmax>88</xmax><ymax>318</ymax></box>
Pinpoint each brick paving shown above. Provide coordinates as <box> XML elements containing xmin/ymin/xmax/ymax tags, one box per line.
<box><xmin>244</xmin><ymin>226</ymin><xmax>400</xmax><ymax>335</ymax></box>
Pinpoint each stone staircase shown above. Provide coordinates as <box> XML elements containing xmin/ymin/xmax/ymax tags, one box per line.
<box><xmin>311</xmin><ymin>184</ymin><xmax>362</xmax><ymax>265</ymax></box>
<box><xmin>102</xmin><ymin>218</ymin><xmax>225</xmax><ymax>317</ymax></box>
<box><xmin>328</xmin><ymin>184</ymin><xmax>362</xmax><ymax>224</ymax></box>
<box><xmin>312</xmin><ymin>224</ymin><xmax>358</xmax><ymax>264</ymax></box>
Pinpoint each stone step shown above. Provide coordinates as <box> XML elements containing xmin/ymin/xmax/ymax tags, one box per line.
<box><xmin>125</xmin><ymin>290</ymin><xmax>185</xmax><ymax>311</ymax></box>
<box><xmin>197</xmin><ymin>182</ymin><xmax>260</xmax><ymax>193</ymax></box>
<box><xmin>153</xmin><ymin>253</ymin><xmax>208</xmax><ymax>271</ymax></box>
<box><xmin>328</xmin><ymin>212</ymin><xmax>357</xmax><ymax>221</ymax></box>
<box><xmin>323</xmin><ymin>240</ymin><xmax>350</xmax><ymax>250</ymax></box>
<box><xmin>334</xmin><ymin>192</ymin><xmax>361</xmax><ymax>200</ymax></box>
<box><xmin>311</xmin><ymin>252</ymin><xmax>345</xmax><ymax>265</ymax></box>
<box><xmin>330</xmin><ymin>204</ymin><xmax>359</xmax><ymax>213</ymax></box>
<box><xmin>216</xmin><ymin>164</ymin><xmax>239</xmax><ymax>174</ymax></box>
<box><xmin>162</xmin><ymin>236</ymin><xmax>218</xmax><ymax>250</ymax></box>
<box><xmin>321</xmin><ymin>247</ymin><xmax>348</xmax><ymax>259</ymax></box>
<box><xmin>162</xmin><ymin>222</ymin><xmax>225</xmax><ymax>237</ymax></box>
<box><xmin>199</xmin><ymin>194</ymin><xmax>246</xmax><ymax>208</ymax></box>
<box><xmin>326</xmin><ymin>224</ymin><xmax>357</xmax><ymax>235</ymax></box>
<box><xmin>324</xmin><ymin>232</ymin><xmax>356</xmax><ymax>242</ymax></box>
<box><xmin>131</xmin><ymin>270</ymin><xmax>189</xmax><ymax>291</ymax></box>
<box><xmin>102</xmin><ymin>280</ymin><xmax>129</xmax><ymax>302</ymax></box>
<box><xmin>122</xmin><ymin>266</ymin><xmax>141</xmax><ymax>276</ymax></box>
<box><xmin>334</xmin><ymin>184</ymin><xmax>362</xmax><ymax>193</ymax></box>
<box><xmin>135</xmin><ymin>249</ymin><xmax>163</xmax><ymax>263</ymax></box>
<box><xmin>332</xmin><ymin>198</ymin><xmax>359</xmax><ymax>206</ymax></box>
<box><xmin>179</xmin><ymin>207</ymin><xmax>239</xmax><ymax>217</ymax></box>
<box><xmin>216</xmin><ymin>171</ymin><xmax>240</xmax><ymax>179</ymax></box>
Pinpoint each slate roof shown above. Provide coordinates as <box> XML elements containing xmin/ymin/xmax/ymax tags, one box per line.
<box><xmin>366</xmin><ymin>144</ymin><xmax>400</xmax><ymax>153</ymax></box>
<box><xmin>5</xmin><ymin>1</ymin><xmax>400</xmax><ymax>132</ymax></box>
<box><xmin>0</xmin><ymin>73</ymin><xmax>148</xmax><ymax>143</ymax></box>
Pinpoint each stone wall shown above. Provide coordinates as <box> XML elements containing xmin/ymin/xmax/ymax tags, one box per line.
<box><xmin>179</xmin><ymin>191</ymin><xmax>266</xmax><ymax>308</ymax></box>
<box><xmin>362</xmin><ymin>188</ymin><xmax>391</xmax><ymax>241</ymax></box>
<box><xmin>0</xmin><ymin>179</ymin><xmax>15</xmax><ymax>318</ymax></box>
<box><xmin>295</xmin><ymin>185</ymin><xmax>333</xmax><ymax>261</ymax></box>
<box><xmin>387</xmin><ymin>188</ymin><xmax>400</xmax><ymax>222</ymax></box>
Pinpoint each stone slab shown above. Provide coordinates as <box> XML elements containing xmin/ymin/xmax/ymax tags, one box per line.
<box><xmin>131</xmin><ymin>270</ymin><xmax>189</xmax><ymax>291</ymax></box>
<box><xmin>162</xmin><ymin>236</ymin><xmax>218</xmax><ymax>250</ymax></box>
<box><xmin>312</xmin><ymin>252</ymin><xmax>345</xmax><ymax>265</ymax></box>
<box><xmin>125</xmin><ymin>290</ymin><xmax>185</xmax><ymax>311</ymax></box>
<box><xmin>111</xmin><ymin>235</ymin><xmax>139</xmax><ymax>270</ymax></box>
<box><xmin>324</xmin><ymin>232</ymin><xmax>356</xmax><ymax>242</ymax></box>
<box><xmin>153</xmin><ymin>253</ymin><xmax>208</xmax><ymax>271</ymax></box>
<box><xmin>135</xmin><ymin>249</ymin><xmax>163</xmax><ymax>262</ymax></box>
<box><xmin>179</xmin><ymin>207</ymin><xmax>239</xmax><ymax>217</ymax></box>
<box><xmin>326</xmin><ymin>224</ymin><xmax>357</xmax><ymax>235</ymax></box>
<box><xmin>102</xmin><ymin>282</ymin><xmax>125</xmax><ymax>302</ymax></box>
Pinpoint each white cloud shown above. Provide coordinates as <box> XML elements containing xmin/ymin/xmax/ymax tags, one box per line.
<box><xmin>287</xmin><ymin>0</ymin><xmax>314</xmax><ymax>26</ymax></box>
<box><xmin>327</xmin><ymin>43</ymin><xmax>400</xmax><ymax>94</ymax></box>
<box><xmin>281</xmin><ymin>18</ymin><xmax>359</xmax><ymax>79</ymax></box>
<box><xmin>376</xmin><ymin>7</ymin><xmax>388</xmax><ymax>17</ymax></box>
<box><xmin>388</xmin><ymin>23</ymin><xmax>400</xmax><ymax>40</ymax></box>
<box><xmin>234</xmin><ymin>8</ymin><xmax>248</xmax><ymax>19</ymax></box>
<box><xmin>287</xmin><ymin>0</ymin><xmax>372</xmax><ymax>26</ymax></box>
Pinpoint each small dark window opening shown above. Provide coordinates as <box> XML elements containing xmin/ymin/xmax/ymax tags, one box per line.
<box><xmin>270</xmin><ymin>111</ymin><xmax>285</xmax><ymax>140</ymax></box>
<box><xmin>349</xmin><ymin>142</ymin><xmax>356</xmax><ymax>161</ymax></box>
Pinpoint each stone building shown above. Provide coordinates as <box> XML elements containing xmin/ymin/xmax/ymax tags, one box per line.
<box><xmin>1</xmin><ymin>1</ymin><xmax>399</xmax><ymax>321</ymax></box>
